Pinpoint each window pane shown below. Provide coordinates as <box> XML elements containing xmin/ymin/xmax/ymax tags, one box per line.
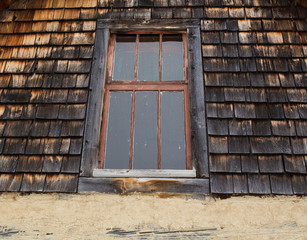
<box><xmin>133</xmin><ymin>91</ymin><xmax>158</xmax><ymax>169</ymax></box>
<box><xmin>162</xmin><ymin>34</ymin><xmax>184</xmax><ymax>81</ymax></box>
<box><xmin>113</xmin><ymin>35</ymin><xmax>136</xmax><ymax>81</ymax></box>
<box><xmin>138</xmin><ymin>35</ymin><xmax>159</xmax><ymax>81</ymax></box>
<box><xmin>161</xmin><ymin>91</ymin><xmax>186</xmax><ymax>169</ymax></box>
<box><xmin>105</xmin><ymin>91</ymin><xmax>132</xmax><ymax>169</ymax></box>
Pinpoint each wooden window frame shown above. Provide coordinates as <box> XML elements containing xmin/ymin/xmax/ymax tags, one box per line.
<box><xmin>99</xmin><ymin>32</ymin><xmax>192</xmax><ymax>171</ymax></box>
<box><xmin>79</xmin><ymin>20</ymin><xmax>209</xmax><ymax>194</ymax></box>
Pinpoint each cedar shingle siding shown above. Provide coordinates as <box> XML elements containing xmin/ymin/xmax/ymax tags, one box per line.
<box><xmin>0</xmin><ymin>0</ymin><xmax>306</xmax><ymax>194</ymax></box>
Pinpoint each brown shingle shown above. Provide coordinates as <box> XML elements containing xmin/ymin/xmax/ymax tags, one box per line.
<box><xmin>0</xmin><ymin>156</ymin><xmax>18</xmax><ymax>172</ymax></box>
<box><xmin>250</xmin><ymin>137</ymin><xmax>291</xmax><ymax>154</ymax></box>
<box><xmin>25</xmin><ymin>139</ymin><xmax>45</xmax><ymax>155</ymax></box>
<box><xmin>43</xmin><ymin>138</ymin><xmax>62</xmax><ymax>154</ymax></box>
<box><xmin>58</xmin><ymin>104</ymin><xmax>86</xmax><ymax>119</ymax></box>
<box><xmin>20</xmin><ymin>173</ymin><xmax>46</xmax><ymax>192</ymax></box>
<box><xmin>0</xmin><ymin>174</ymin><xmax>22</xmax><ymax>191</ymax></box>
<box><xmin>210</xmin><ymin>174</ymin><xmax>234</xmax><ymax>193</ymax></box>
<box><xmin>36</xmin><ymin>104</ymin><xmax>59</xmax><ymax>119</ymax></box>
<box><xmin>16</xmin><ymin>156</ymin><xmax>43</xmax><ymax>172</ymax></box>
<box><xmin>258</xmin><ymin>155</ymin><xmax>284</xmax><ymax>173</ymax></box>
<box><xmin>3</xmin><ymin>138</ymin><xmax>27</xmax><ymax>154</ymax></box>
<box><xmin>61</xmin><ymin>121</ymin><xmax>84</xmax><ymax>136</ymax></box>
<box><xmin>30</xmin><ymin>121</ymin><xmax>50</xmax><ymax>137</ymax></box>
<box><xmin>61</xmin><ymin>156</ymin><xmax>80</xmax><ymax>173</ymax></box>
<box><xmin>270</xmin><ymin>174</ymin><xmax>293</xmax><ymax>194</ymax></box>
<box><xmin>44</xmin><ymin>174</ymin><xmax>78</xmax><ymax>192</ymax></box>
<box><xmin>3</xmin><ymin>120</ymin><xmax>32</xmax><ymax>137</ymax></box>
<box><xmin>42</xmin><ymin>156</ymin><xmax>62</xmax><ymax>172</ymax></box>
<box><xmin>209</xmin><ymin>155</ymin><xmax>241</xmax><ymax>172</ymax></box>
<box><xmin>33</xmin><ymin>10</ymin><xmax>54</xmax><ymax>21</ymax></box>
<box><xmin>284</xmin><ymin>155</ymin><xmax>307</xmax><ymax>174</ymax></box>
<box><xmin>209</xmin><ymin>136</ymin><xmax>228</xmax><ymax>153</ymax></box>
<box><xmin>291</xmin><ymin>175</ymin><xmax>307</xmax><ymax>194</ymax></box>
<box><xmin>248</xmin><ymin>174</ymin><xmax>271</xmax><ymax>194</ymax></box>
<box><xmin>59</xmin><ymin>138</ymin><xmax>70</xmax><ymax>154</ymax></box>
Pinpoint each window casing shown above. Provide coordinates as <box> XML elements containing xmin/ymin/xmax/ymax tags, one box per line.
<box><xmin>80</xmin><ymin>20</ymin><xmax>209</xmax><ymax>193</ymax></box>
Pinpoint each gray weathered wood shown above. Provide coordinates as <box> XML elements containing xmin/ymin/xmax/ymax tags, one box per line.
<box><xmin>80</xmin><ymin>27</ymin><xmax>109</xmax><ymax>176</ymax></box>
<box><xmin>188</xmin><ymin>26</ymin><xmax>209</xmax><ymax>178</ymax></box>
<box><xmin>97</xmin><ymin>19</ymin><xmax>199</xmax><ymax>30</ymax></box>
<box><xmin>80</xmin><ymin>20</ymin><xmax>210</xmax><ymax>193</ymax></box>
<box><xmin>79</xmin><ymin>177</ymin><xmax>209</xmax><ymax>194</ymax></box>
<box><xmin>93</xmin><ymin>169</ymin><xmax>196</xmax><ymax>178</ymax></box>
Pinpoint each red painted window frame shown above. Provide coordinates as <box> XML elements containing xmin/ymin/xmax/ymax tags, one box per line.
<box><xmin>98</xmin><ymin>32</ymin><xmax>192</xmax><ymax>170</ymax></box>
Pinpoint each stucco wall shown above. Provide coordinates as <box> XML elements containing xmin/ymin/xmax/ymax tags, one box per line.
<box><xmin>0</xmin><ymin>193</ymin><xmax>306</xmax><ymax>239</ymax></box>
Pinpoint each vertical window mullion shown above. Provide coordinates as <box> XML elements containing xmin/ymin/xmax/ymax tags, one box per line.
<box><xmin>184</xmin><ymin>86</ymin><xmax>192</xmax><ymax>169</ymax></box>
<box><xmin>183</xmin><ymin>34</ymin><xmax>188</xmax><ymax>83</ymax></box>
<box><xmin>159</xmin><ymin>34</ymin><xmax>162</xmax><ymax>82</ymax></box>
<box><xmin>129</xmin><ymin>90</ymin><xmax>136</xmax><ymax>169</ymax></box>
<box><xmin>107</xmin><ymin>34</ymin><xmax>116</xmax><ymax>83</ymax></box>
<box><xmin>134</xmin><ymin>34</ymin><xmax>139</xmax><ymax>81</ymax></box>
<box><xmin>157</xmin><ymin>90</ymin><xmax>161</xmax><ymax>169</ymax></box>
<box><xmin>98</xmin><ymin>88</ymin><xmax>111</xmax><ymax>168</ymax></box>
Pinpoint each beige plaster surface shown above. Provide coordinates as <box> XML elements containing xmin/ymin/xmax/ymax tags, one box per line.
<box><xmin>0</xmin><ymin>193</ymin><xmax>306</xmax><ymax>239</ymax></box>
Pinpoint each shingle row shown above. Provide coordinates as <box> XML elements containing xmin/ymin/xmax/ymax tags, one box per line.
<box><xmin>206</xmin><ymin>103</ymin><xmax>307</xmax><ymax>119</ymax></box>
<box><xmin>0</xmin><ymin>173</ymin><xmax>78</xmax><ymax>192</ymax></box>
<box><xmin>211</xmin><ymin>173</ymin><xmax>307</xmax><ymax>194</ymax></box>
<box><xmin>208</xmin><ymin>119</ymin><xmax>307</xmax><ymax>136</ymax></box>
<box><xmin>209</xmin><ymin>154</ymin><xmax>307</xmax><ymax>174</ymax></box>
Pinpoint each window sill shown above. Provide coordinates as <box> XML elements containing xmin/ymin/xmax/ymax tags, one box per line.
<box><xmin>93</xmin><ymin>169</ymin><xmax>196</xmax><ymax>178</ymax></box>
<box><xmin>78</xmin><ymin>177</ymin><xmax>209</xmax><ymax>194</ymax></box>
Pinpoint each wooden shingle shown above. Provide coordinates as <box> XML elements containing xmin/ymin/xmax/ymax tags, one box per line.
<box><xmin>0</xmin><ymin>174</ymin><xmax>22</xmax><ymax>191</ymax></box>
<box><xmin>16</xmin><ymin>156</ymin><xmax>43</xmax><ymax>172</ymax></box>
<box><xmin>42</xmin><ymin>156</ymin><xmax>62</xmax><ymax>172</ymax></box>
<box><xmin>284</xmin><ymin>155</ymin><xmax>307</xmax><ymax>174</ymax></box>
<box><xmin>270</xmin><ymin>174</ymin><xmax>293</xmax><ymax>194</ymax></box>
<box><xmin>20</xmin><ymin>173</ymin><xmax>46</xmax><ymax>192</ymax></box>
<box><xmin>0</xmin><ymin>156</ymin><xmax>18</xmax><ymax>173</ymax></box>
<box><xmin>210</xmin><ymin>174</ymin><xmax>234</xmax><ymax>193</ymax></box>
<box><xmin>248</xmin><ymin>174</ymin><xmax>271</xmax><ymax>194</ymax></box>
<box><xmin>44</xmin><ymin>174</ymin><xmax>78</xmax><ymax>192</ymax></box>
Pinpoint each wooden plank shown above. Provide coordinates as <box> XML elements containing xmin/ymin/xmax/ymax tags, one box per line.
<box><xmin>0</xmin><ymin>174</ymin><xmax>22</xmax><ymax>192</ymax></box>
<box><xmin>188</xmin><ymin>26</ymin><xmax>209</xmax><ymax>178</ymax></box>
<box><xmin>248</xmin><ymin>174</ymin><xmax>271</xmax><ymax>194</ymax></box>
<box><xmin>79</xmin><ymin>177</ymin><xmax>209</xmax><ymax>194</ymax></box>
<box><xmin>93</xmin><ymin>169</ymin><xmax>197</xmax><ymax>178</ymax></box>
<box><xmin>81</xmin><ymin>28</ymin><xmax>109</xmax><ymax>176</ymax></box>
<box><xmin>210</xmin><ymin>174</ymin><xmax>233</xmax><ymax>194</ymax></box>
<box><xmin>98</xmin><ymin>19</ymin><xmax>200</xmax><ymax>30</ymax></box>
<box><xmin>270</xmin><ymin>174</ymin><xmax>293</xmax><ymax>195</ymax></box>
<box><xmin>44</xmin><ymin>174</ymin><xmax>78</xmax><ymax>192</ymax></box>
<box><xmin>20</xmin><ymin>174</ymin><xmax>46</xmax><ymax>192</ymax></box>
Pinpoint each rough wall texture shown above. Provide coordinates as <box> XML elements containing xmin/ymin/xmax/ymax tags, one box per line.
<box><xmin>0</xmin><ymin>193</ymin><xmax>307</xmax><ymax>239</ymax></box>
<box><xmin>0</xmin><ymin>0</ymin><xmax>306</xmax><ymax>194</ymax></box>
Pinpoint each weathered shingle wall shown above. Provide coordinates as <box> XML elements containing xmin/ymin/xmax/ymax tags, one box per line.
<box><xmin>0</xmin><ymin>0</ymin><xmax>306</xmax><ymax>194</ymax></box>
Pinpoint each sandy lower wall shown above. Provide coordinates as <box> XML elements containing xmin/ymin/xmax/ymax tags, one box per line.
<box><xmin>0</xmin><ymin>193</ymin><xmax>306</xmax><ymax>239</ymax></box>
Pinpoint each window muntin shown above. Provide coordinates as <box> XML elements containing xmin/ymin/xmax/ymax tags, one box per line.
<box><xmin>99</xmin><ymin>32</ymin><xmax>191</xmax><ymax>170</ymax></box>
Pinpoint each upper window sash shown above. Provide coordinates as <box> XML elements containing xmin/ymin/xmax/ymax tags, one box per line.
<box><xmin>106</xmin><ymin>32</ymin><xmax>188</xmax><ymax>84</ymax></box>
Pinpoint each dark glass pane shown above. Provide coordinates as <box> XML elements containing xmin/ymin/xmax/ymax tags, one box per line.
<box><xmin>161</xmin><ymin>91</ymin><xmax>185</xmax><ymax>169</ymax></box>
<box><xmin>162</xmin><ymin>34</ymin><xmax>184</xmax><ymax>81</ymax></box>
<box><xmin>133</xmin><ymin>91</ymin><xmax>158</xmax><ymax>169</ymax></box>
<box><xmin>138</xmin><ymin>35</ymin><xmax>159</xmax><ymax>81</ymax></box>
<box><xmin>105</xmin><ymin>91</ymin><xmax>132</xmax><ymax>169</ymax></box>
<box><xmin>113</xmin><ymin>35</ymin><xmax>136</xmax><ymax>81</ymax></box>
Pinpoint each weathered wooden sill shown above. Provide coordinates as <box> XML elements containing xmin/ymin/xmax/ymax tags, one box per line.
<box><xmin>79</xmin><ymin>177</ymin><xmax>209</xmax><ymax>194</ymax></box>
<box><xmin>92</xmin><ymin>169</ymin><xmax>197</xmax><ymax>178</ymax></box>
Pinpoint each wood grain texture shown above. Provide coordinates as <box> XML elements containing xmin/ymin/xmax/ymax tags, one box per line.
<box><xmin>81</xmin><ymin>28</ymin><xmax>109</xmax><ymax>176</ymax></box>
<box><xmin>79</xmin><ymin>177</ymin><xmax>209</xmax><ymax>193</ymax></box>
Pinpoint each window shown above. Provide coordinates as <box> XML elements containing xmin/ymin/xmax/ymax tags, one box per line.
<box><xmin>98</xmin><ymin>32</ymin><xmax>192</xmax><ymax>173</ymax></box>
<box><xmin>80</xmin><ymin>20</ymin><xmax>209</xmax><ymax>193</ymax></box>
